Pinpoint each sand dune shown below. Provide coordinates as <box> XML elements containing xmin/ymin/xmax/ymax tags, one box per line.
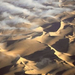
<box><xmin>0</xmin><ymin>0</ymin><xmax>75</xmax><ymax>75</ymax></box>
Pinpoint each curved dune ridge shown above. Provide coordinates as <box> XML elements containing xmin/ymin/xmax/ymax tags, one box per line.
<box><xmin>0</xmin><ymin>0</ymin><xmax>75</xmax><ymax>75</ymax></box>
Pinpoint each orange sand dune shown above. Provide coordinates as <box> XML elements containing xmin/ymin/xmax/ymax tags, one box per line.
<box><xmin>0</xmin><ymin>0</ymin><xmax>75</xmax><ymax>75</ymax></box>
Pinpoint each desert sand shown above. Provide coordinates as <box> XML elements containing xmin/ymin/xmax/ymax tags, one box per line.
<box><xmin>0</xmin><ymin>0</ymin><xmax>75</xmax><ymax>75</ymax></box>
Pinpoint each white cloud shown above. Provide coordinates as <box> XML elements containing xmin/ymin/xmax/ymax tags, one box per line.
<box><xmin>0</xmin><ymin>1</ymin><xmax>31</xmax><ymax>15</ymax></box>
<box><xmin>0</xmin><ymin>0</ymin><xmax>74</xmax><ymax>31</ymax></box>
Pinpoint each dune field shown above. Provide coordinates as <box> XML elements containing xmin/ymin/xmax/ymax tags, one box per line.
<box><xmin>0</xmin><ymin>0</ymin><xmax>75</xmax><ymax>75</ymax></box>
